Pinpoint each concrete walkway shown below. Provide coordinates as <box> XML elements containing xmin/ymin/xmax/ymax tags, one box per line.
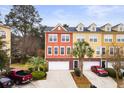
<box><xmin>13</xmin><ymin>70</ymin><xmax>77</xmax><ymax>88</ymax></box>
<box><xmin>84</xmin><ymin>70</ymin><xmax>117</xmax><ymax>88</ymax></box>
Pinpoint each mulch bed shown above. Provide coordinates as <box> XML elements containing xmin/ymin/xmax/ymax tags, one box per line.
<box><xmin>71</xmin><ymin>72</ymin><xmax>91</xmax><ymax>88</ymax></box>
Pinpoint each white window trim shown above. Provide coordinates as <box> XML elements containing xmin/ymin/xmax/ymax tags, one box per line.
<box><xmin>96</xmin><ymin>46</ymin><xmax>101</xmax><ymax>56</ymax></box>
<box><xmin>89</xmin><ymin>35</ymin><xmax>98</xmax><ymax>42</ymax></box>
<box><xmin>76</xmin><ymin>34</ymin><xmax>85</xmax><ymax>42</ymax></box>
<box><xmin>66</xmin><ymin>46</ymin><xmax>71</xmax><ymax>55</ymax></box>
<box><xmin>104</xmin><ymin>35</ymin><xmax>113</xmax><ymax>43</ymax></box>
<box><xmin>116</xmin><ymin>35</ymin><xmax>124</xmax><ymax>43</ymax></box>
<box><xmin>61</xmin><ymin>34</ymin><xmax>70</xmax><ymax>42</ymax></box>
<box><xmin>54</xmin><ymin>46</ymin><xmax>59</xmax><ymax>56</ymax></box>
<box><xmin>47</xmin><ymin>46</ymin><xmax>52</xmax><ymax>56</ymax></box>
<box><xmin>60</xmin><ymin>46</ymin><xmax>65</xmax><ymax>55</ymax></box>
<box><xmin>48</xmin><ymin>34</ymin><xmax>58</xmax><ymax>42</ymax></box>
<box><xmin>109</xmin><ymin>47</ymin><xmax>114</xmax><ymax>56</ymax></box>
<box><xmin>101</xmin><ymin>46</ymin><xmax>106</xmax><ymax>55</ymax></box>
<box><xmin>73</xmin><ymin>60</ymin><xmax>79</xmax><ymax>69</ymax></box>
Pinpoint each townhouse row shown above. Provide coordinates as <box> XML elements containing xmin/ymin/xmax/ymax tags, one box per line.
<box><xmin>45</xmin><ymin>23</ymin><xmax>124</xmax><ymax>70</ymax></box>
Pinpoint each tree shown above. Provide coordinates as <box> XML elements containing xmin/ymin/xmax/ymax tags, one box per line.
<box><xmin>0</xmin><ymin>38</ymin><xmax>9</xmax><ymax>72</ymax></box>
<box><xmin>72</xmin><ymin>41</ymin><xmax>94</xmax><ymax>74</ymax></box>
<box><xmin>28</xmin><ymin>57</ymin><xmax>46</xmax><ymax>71</ymax></box>
<box><xmin>5</xmin><ymin>5</ymin><xmax>46</xmax><ymax>62</ymax></box>
<box><xmin>108</xmin><ymin>46</ymin><xmax>124</xmax><ymax>87</ymax></box>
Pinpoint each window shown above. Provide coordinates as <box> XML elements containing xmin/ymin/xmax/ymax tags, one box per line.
<box><xmin>120</xmin><ymin>27</ymin><xmax>122</xmax><ymax>31</ymax></box>
<box><xmin>92</xmin><ymin>27</ymin><xmax>96</xmax><ymax>31</ymax></box>
<box><xmin>54</xmin><ymin>46</ymin><xmax>58</xmax><ymax>55</ymax></box>
<box><xmin>48</xmin><ymin>34</ymin><xmax>57</xmax><ymax>42</ymax></box>
<box><xmin>104</xmin><ymin>35</ymin><xmax>113</xmax><ymax>43</ymax></box>
<box><xmin>76</xmin><ymin>34</ymin><xmax>85</xmax><ymax>42</ymax></box>
<box><xmin>0</xmin><ymin>31</ymin><xmax>6</xmax><ymax>38</ymax></box>
<box><xmin>89</xmin><ymin>35</ymin><xmax>98</xmax><ymax>42</ymax></box>
<box><xmin>96</xmin><ymin>47</ymin><xmax>101</xmax><ymax>55</ymax></box>
<box><xmin>60</xmin><ymin>46</ymin><xmax>65</xmax><ymax>55</ymax></box>
<box><xmin>109</xmin><ymin>47</ymin><xmax>114</xmax><ymax>55</ymax></box>
<box><xmin>116</xmin><ymin>35</ymin><xmax>124</xmax><ymax>43</ymax></box>
<box><xmin>102</xmin><ymin>47</ymin><xmax>105</xmax><ymax>55</ymax></box>
<box><xmin>58</xmin><ymin>27</ymin><xmax>61</xmax><ymax>30</ymax></box>
<box><xmin>61</xmin><ymin>34</ymin><xmax>70</xmax><ymax>42</ymax></box>
<box><xmin>48</xmin><ymin>46</ymin><xmax>52</xmax><ymax>55</ymax></box>
<box><xmin>66</xmin><ymin>46</ymin><xmax>71</xmax><ymax>55</ymax></box>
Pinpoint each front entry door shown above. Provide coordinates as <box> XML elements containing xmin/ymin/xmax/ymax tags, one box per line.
<box><xmin>73</xmin><ymin>60</ymin><xmax>79</xmax><ymax>69</ymax></box>
<box><xmin>101</xmin><ymin>60</ymin><xmax>106</xmax><ymax>68</ymax></box>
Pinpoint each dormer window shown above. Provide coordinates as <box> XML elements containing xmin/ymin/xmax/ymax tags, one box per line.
<box><xmin>88</xmin><ymin>23</ymin><xmax>97</xmax><ymax>32</ymax></box>
<box><xmin>106</xmin><ymin>27</ymin><xmax>111</xmax><ymax>31</ymax></box>
<box><xmin>76</xmin><ymin>23</ymin><xmax>84</xmax><ymax>31</ymax></box>
<box><xmin>92</xmin><ymin>27</ymin><xmax>96</xmax><ymax>31</ymax></box>
<box><xmin>79</xmin><ymin>27</ymin><xmax>83</xmax><ymax>31</ymax></box>
<box><xmin>58</xmin><ymin>27</ymin><xmax>61</xmax><ymax>30</ymax></box>
<box><xmin>120</xmin><ymin>27</ymin><xmax>122</xmax><ymax>31</ymax></box>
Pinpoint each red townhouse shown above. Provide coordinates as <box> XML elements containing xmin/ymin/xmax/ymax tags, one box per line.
<box><xmin>45</xmin><ymin>24</ymin><xmax>73</xmax><ymax>70</ymax></box>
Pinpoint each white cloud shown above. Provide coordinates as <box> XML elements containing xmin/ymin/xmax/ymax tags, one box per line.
<box><xmin>84</xmin><ymin>6</ymin><xmax>119</xmax><ymax>19</ymax></box>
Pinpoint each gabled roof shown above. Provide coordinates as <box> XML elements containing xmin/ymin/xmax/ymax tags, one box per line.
<box><xmin>51</xmin><ymin>24</ymin><xmax>68</xmax><ymax>32</ymax></box>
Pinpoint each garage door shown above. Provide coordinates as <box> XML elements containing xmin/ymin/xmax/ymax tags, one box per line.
<box><xmin>49</xmin><ymin>61</ymin><xmax>69</xmax><ymax>70</ymax></box>
<box><xmin>83</xmin><ymin>61</ymin><xmax>100</xmax><ymax>70</ymax></box>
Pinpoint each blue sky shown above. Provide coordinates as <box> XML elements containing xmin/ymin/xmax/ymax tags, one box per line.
<box><xmin>0</xmin><ymin>5</ymin><xmax>124</xmax><ymax>26</ymax></box>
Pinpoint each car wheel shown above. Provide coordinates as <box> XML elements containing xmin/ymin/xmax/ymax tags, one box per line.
<box><xmin>15</xmin><ymin>80</ymin><xmax>20</xmax><ymax>85</ymax></box>
<box><xmin>0</xmin><ymin>84</ymin><xmax>3</xmax><ymax>88</ymax></box>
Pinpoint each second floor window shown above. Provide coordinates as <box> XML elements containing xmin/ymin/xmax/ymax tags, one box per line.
<box><xmin>48</xmin><ymin>34</ymin><xmax>57</xmax><ymax>42</ymax></box>
<box><xmin>54</xmin><ymin>47</ymin><xmax>58</xmax><ymax>55</ymax></box>
<box><xmin>66</xmin><ymin>47</ymin><xmax>71</xmax><ymax>55</ymax></box>
<box><xmin>60</xmin><ymin>47</ymin><xmax>65</xmax><ymax>55</ymax></box>
<box><xmin>96</xmin><ymin>47</ymin><xmax>101</xmax><ymax>55</ymax></box>
<box><xmin>109</xmin><ymin>47</ymin><xmax>114</xmax><ymax>55</ymax></box>
<box><xmin>61</xmin><ymin>34</ymin><xmax>70</xmax><ymax>42</ymax></box>
<box><xmin>102</xmin><ymin>47</ymin><xmax>105</xmax><ymax>55</ymax></box>
<box><xmin>48</xmin><ymin>47</ymin><xmax>52</xmax><ymax>55</ymax></box>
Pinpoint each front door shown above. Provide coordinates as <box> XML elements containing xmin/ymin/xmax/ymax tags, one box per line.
<box><xmin>73</xmin><ymin>60</ymin><xmax>79</xmax><ymax>69</ymax></box>
<box><xmin>101</xmin><ymin>60</ymin><xmax>106</xmax><ymax>68</ymax></box>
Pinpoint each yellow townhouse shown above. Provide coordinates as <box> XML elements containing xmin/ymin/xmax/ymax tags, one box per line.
<box><xmin>0</xmin><ymin>23</ymin><xmax>11</xmax><ymax>57</ymax></box>
<box><xmin>73</xmin><ymin>23</ymin><xmax>124</xmax><ymax>70</ymax></box>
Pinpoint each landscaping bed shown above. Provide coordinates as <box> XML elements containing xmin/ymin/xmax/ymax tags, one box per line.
<box><xmin>71</xmin><ymin>72</ymin><xmax>91</xmax><ymax>88</ymax></box>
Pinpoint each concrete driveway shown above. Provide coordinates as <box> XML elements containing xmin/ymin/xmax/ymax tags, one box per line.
<box><xmin>13</xmin><ymin>70</ymin><xmax>77</xmax><ymax>88</ymax></box>
<box><xmin>84</xmin><ymin>70</ymin><xmax>117</xmax><ymax>88</ymax></box>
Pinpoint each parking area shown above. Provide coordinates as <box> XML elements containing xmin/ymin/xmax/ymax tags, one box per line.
<box><xmin>13</xmin><ymin>70</ymin><xmax>77</xmax><ymax>88</ymax></box>
<box><xmin>84</xmin><ymin>70</ymin><xmax>117</xmax><ymax>88</ymax></box>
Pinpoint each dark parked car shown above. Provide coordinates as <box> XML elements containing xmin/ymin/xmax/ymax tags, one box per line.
<box><xmin>0</xmin><ymin>76</ymin><xmax>14</xmax><ymax>88</ymax></box>
<box><xmin>8</xmin><ymin>69</ymin><xmax>32</xmax><ymax>85</ymax></box>
<box><xmin>91</xmin><ymin>66</ymin><xmax>108</xmax><ymax>77</ymax></box>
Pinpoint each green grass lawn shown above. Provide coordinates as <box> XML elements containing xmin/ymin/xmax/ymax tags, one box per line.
<box><xmin>10</xmin><ymin>63</ymin><xmax>32</xmax><ymax>70</ymax></box>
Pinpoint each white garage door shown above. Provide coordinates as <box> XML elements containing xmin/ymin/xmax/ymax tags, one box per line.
<box><xmin>49</xmin><ymin>61</ymin><xmax>69</xmax><ymax>70</ymax></box>
<box><xmin>83</xmin><ymin>61</ymin><xmax>100</xmax><ymax>70</ymax></box>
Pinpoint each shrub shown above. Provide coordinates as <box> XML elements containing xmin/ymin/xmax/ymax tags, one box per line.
<box><xmin>31</xmin><ymin>71</ymin><xmax>46</xmax><ymax>80</ymax></box>
<box><xmin>105</xmin><ymin>68</ymin><xmax>116</xmax><ymax>78</ymax></box>
<box><xmin>74</xmin><ymin>68</ymin><xmax>81</xmax><ymax>77</ymax></box>
<box><xmin>39</xmin><ymin>64</ymin><xmax>48</xmax><ymax>72</ymax></box>
<box><xmin>28</xmin><ymin>67</ymin><xmax>34</xmax><ymax>73</ymax></box>
<box><xmin>105</xmin><ymin>68</ymin><xmax>123</xmax><ymax>79</ymax></box>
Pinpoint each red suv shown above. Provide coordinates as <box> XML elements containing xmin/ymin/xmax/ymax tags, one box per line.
<box><xmin>91</xmin><ymin>66</ymin><xmax>108</xmax><ymax>77</ymax></box>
